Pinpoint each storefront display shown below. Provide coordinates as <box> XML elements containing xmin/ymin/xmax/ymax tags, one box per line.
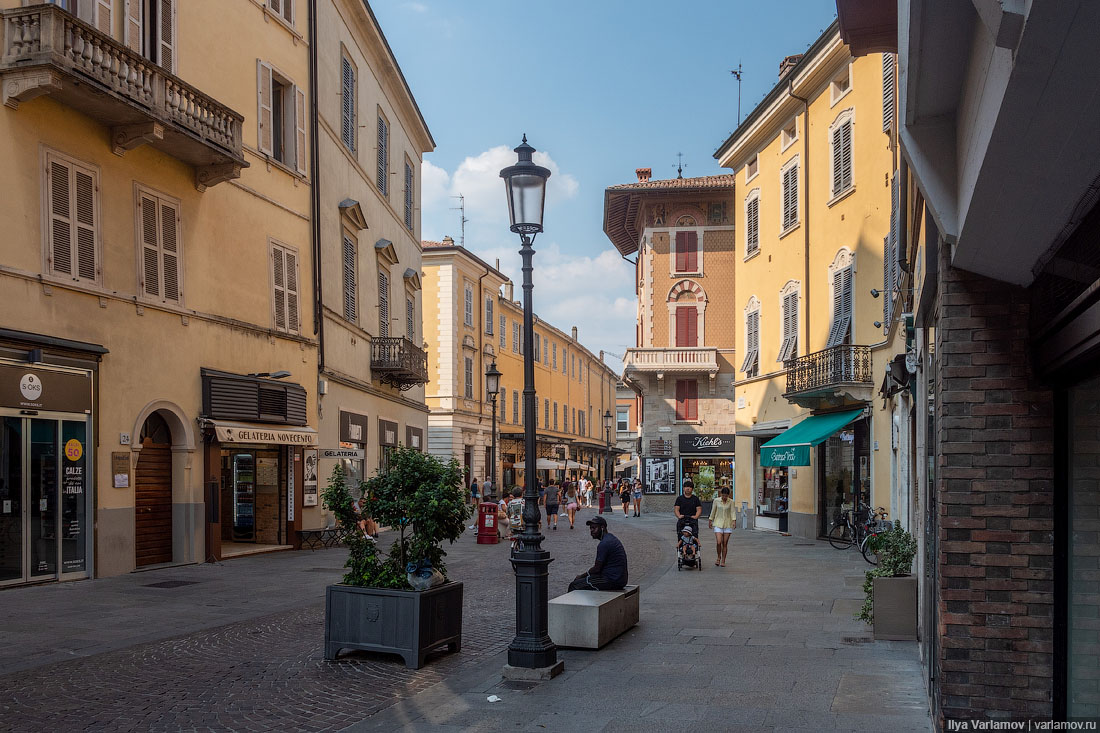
<box><xmin>677</xmin><ymin>434</ymin><xmax>734</xmax><ymax>499</ymax></box>
<box><xmin>643</xmin><ymin>457</ymin><xmax>676</xmax><ymax>494</ymax></box>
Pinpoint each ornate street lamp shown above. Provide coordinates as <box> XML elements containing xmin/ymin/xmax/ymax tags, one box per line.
<box><xmin>485</xmin><ymin>360</ymin><xmax>502</xmax><ymax>501</ymax></box>
<box><xmin>604</xmin><ymin>409</ymin><xmax>614</xmax><ymax>484</ymax></box>
<box><xmin>500</xmin><ymin>135</ymin><xmax>561</xmax><ymax>677</ymax></box>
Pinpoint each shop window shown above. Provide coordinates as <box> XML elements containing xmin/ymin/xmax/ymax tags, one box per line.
<box><xmin>616</xmin><ymin>408</ymin><xmax>629</xmax><ymax>432</ymax></box>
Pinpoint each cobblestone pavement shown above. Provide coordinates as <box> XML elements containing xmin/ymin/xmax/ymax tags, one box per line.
<box><xmin>0</xmin><ymin>505</ymin><xmax>663</xmax><ymax>733</ymax></box>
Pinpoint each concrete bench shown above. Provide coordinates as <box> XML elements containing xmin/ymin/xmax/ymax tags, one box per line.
<box><xmin>548</xmin><ymin>585</ymin><xmax>639</xmax><ymax>649</ymax></box>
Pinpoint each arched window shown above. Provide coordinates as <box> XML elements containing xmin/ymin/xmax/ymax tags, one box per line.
<box><xmin>826</xmin><ymin>249</ymin><xmax>854</xmax><ymax>347</ymax></box>
<box><xmin>667</xmin><ymin>280</ymin><xmax>707</xmax><ymax>348</ymax></box>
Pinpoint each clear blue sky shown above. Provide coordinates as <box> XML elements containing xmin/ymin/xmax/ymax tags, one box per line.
<box><xmin>371</xmin><ymin>0</ymin><xmax>840</xmax><ymax>369</ymax></box>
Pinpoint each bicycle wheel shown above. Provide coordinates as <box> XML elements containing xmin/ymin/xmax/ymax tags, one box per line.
<box><xmin>828</xmin><ymin>523</ymin><xmax>853</xmax><ymax>549</ymax></box>
<box><xmin>861</xmin><ymin>533</ymin><xmax>881</xmax><ymax>565</ymax></box>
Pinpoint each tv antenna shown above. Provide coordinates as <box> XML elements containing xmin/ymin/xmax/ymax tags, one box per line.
<box><xmin>450</xmin><ymin>194</ymin><xmax>468</xmax><ymax>247</ymax></box>
<box><xmin>730</xmin><ymin>62</ymin><xmax>743</xmax><ymax>124</ymax></box>
<box><xmin>673</xmin><ymin>153</ymin><xmax>686</xmax><ymax>179</ymax></box>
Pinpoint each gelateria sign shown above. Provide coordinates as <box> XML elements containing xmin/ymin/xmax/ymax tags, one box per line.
<box><xmin>213</xmin><ymin>422</ymin><xmax>317</xmax><ymax>445</ymax></box>
<box><xmin>678</xmin><ymin>434</ymin><xmax>735</xmax><ymax>454</ymax></box>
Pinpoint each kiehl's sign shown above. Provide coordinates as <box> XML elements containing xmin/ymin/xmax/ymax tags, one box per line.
<box><xmin>0</xmin><ymin>363</ymin><xmax>92</xmax><ymax>412</ymax></box>
<box><xmin>678</xmin><ymin>434</ymin><xmax>735</xmax><ymax>453</ymax></box>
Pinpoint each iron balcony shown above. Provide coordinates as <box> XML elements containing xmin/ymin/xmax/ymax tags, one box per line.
<box><xmin>783</xmin><ymin>344</ymin><xmax>873</xmax><ymax>408</ymax></box>
<box><xmin>371</xmin><ymin>337</ymin><xmax>428</xmax><ymax>391</ymax></box>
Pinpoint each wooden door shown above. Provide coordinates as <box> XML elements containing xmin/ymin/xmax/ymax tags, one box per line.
<box><xmin>135</xmin><ymin>438</ymin><xmax>172</xmax><ymax>566</ymax></box>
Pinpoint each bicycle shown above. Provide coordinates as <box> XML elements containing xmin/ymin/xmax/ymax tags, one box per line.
<box><xmin>828</xmin><ymin>504</ymin><xmax>889</xmax><ymax>565</ymax></box>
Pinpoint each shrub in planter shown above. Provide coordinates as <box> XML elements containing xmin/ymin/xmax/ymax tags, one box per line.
<box><xmin>321</xmin><ymin>448</ymin><xmax>470</xmax><ymax>667</ymax></box>
<box><xmin>857</xmin><ymin>520</ymin><xmax>918</xmax><ymax>625</ymax></box>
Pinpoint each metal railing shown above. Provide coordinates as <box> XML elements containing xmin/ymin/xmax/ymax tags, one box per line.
<box><xmin>370</xmin><ymin>337</ymin><xmax>428</xmax><ymax>388</ymax></box>
<box><xmin>2</xmin><ymin>6</ymin><xmax>243</xmax><ymax>161</ymax></box>
<box><xmin>784</xmin><ymin>344</ymin><xmax>872</xmax><ymax>395</ymax></box>
<box><xmin>622</xmin><ymin>347</ymin><xmax>719</xmax><ymax>372</ymax></box>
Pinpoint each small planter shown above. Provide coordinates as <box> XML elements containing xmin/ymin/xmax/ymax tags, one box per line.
<box><xmin>325</xmin><ymin>581</ymin><xmax>463</xmax><ymax>668</ymax></box>
<box><xmin>699</xmin><ymin>500</ymin><xmax>713</xmax><ymax>517</ymax></box>
<box><xmin>872</xmin><ymin>575</ymin><xmax>917</xmax><ymax>640</ymax></box>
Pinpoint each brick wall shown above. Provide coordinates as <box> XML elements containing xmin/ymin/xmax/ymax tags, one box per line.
<box><xmin>934</xmin><ymin>252</ymin><xmax>1055</xmax><ymax>723</ymax></box>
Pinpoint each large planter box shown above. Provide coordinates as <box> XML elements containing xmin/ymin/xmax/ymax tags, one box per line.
<box><xmin>872</xmin><ymin>575</ymin><xmax>917</xmax><ymax>641</ymax></box>
<box><xmin>324</xmin><ymin>581</ymin><xmax>463</xmax><ymax>668</ymax></box>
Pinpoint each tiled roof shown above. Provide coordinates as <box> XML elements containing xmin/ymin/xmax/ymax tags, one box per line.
<box><xmin>606</xmin><ymin>174</ymin><xmax>735</xmax><ymax>191</ymax></box>
<box><xmin>421</xmin><ymin>240</ymin><xmax>451</xmax><ymax>248</ymax></box>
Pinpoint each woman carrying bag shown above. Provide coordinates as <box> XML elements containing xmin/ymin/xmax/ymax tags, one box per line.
<box><xmin>708</xmin><ymin>486</ymin><xmax>736</xmax><ymax>567</ymax></box>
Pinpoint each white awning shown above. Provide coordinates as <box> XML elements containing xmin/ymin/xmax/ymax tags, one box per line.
<box><xmin>536</xmin><ymin>458</ymin><xmax>564</xmax><ymax>470</ymax></box>
<box><xmin>564</xmin><ymin>459</ymin><xmax>593</xmax><ymax>472</ymax></box>
<box><xmin>206</xmin><ymin>419</ymin><xmax>318</xmax><ymax>446</ymax></box>
<box><xmin>614</xmin><ymin>458</ymin><xmax>639</xmax><ymax>473</ymax></box>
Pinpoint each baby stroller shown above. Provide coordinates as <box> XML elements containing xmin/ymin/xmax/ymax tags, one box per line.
<box><xmin>676</xmin><ymin>521</ymin><xmax>702</xmax><ymax>571</ymax></box>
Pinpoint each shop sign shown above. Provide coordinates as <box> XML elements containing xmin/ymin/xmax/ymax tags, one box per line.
<box><xmin>0</xmin><ymin>363</ymin><xmax>92</xmax><ymax>412</ymax></box>
<box><xmin>678</xmin><ymin>434</ymin><xmax>735</xmax><ymax>454</ymax></box>
<box><xmin>215</xmin><ymin>424</ymin><xmax>317</xmax><ymax>445</ymax></box>
<box><xmin>111</xmin><ymin>452</ymin><xmax>131</xmax><ymax>488</ymax></box>
<box><xmin>321</xmin><ymin>448</ymin><xmax>365</xmax><ymax>459</ymax></box>
<box><xmin>760</xmin><ymin>445</ymin><xmax>810</xmax><ymax>467</ymax></box>
<box><xmin>340</xmin><ymin>411</ymin><xmax>369</xmax><ymax>444</ymax></box>
<box><xmin>303</xmin><ymin>449</ymin><xmax>318</xmax><ymax>507</ymax></box>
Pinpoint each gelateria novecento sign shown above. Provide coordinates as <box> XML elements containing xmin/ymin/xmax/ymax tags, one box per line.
<box><xmin>678</xmin><ymin>434</ymin><xmax>735</xmax><ymax>454</ymax></box>
<box><xmin>214</xmin><ymin>422</ymin><xmax>317</xmax><ymax>445</ymax></box>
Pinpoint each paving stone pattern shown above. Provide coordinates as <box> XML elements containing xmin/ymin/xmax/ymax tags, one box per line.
<box><xmin>0</xmin><ymin>507</ymin><xmax>659</xmax><ymax>732</ymax></box>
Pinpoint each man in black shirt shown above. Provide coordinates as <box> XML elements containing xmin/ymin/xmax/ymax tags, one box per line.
<box><xmin>568</xmin><ymin>515</ymin><xmax>628</xmax><ymax>592</ymax></box>
<box><xmin>674</xmin><ymin>479</ymin><xmax>703</xmax><ymax>544</ymax></box>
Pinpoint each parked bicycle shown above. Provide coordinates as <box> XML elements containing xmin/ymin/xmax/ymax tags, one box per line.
<box><xmin>828</xmin><ymin>503</ymin><xmax>889</xmax><ymax>565</ymax></box>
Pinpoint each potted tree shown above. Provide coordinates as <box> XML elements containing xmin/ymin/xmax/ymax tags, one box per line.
<box><xmin>857</xmin><ymin>520</ymin><xmax>918</xmax><ymax>640</ymax></box>
<box><xmin>322</xmin><ymin>447</ymin><xmax>469</xmax><ymax>668</ymax></box>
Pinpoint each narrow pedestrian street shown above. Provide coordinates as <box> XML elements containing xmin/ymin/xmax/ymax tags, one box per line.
<box><xmin>0</xmin><ymin>509</ymin><xmax>930</xmax><ymax>732</ymax></box>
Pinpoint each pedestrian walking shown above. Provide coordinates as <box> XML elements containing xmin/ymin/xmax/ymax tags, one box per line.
<box><xmin>544</xmin><ymin>479</ymin><xmax>560</xmax><ymax>530</ymax></box>
<box><xmin>631</xmin><ymin>478</ymin><xmax>643</xmax><ymax>517</ymax></box>
<box><xmin>709</xmin><ymin>486</ymin><xmax>736</xmax><ymax>567</ymax></box>
<box><xmin>564</xmin><ymin>481</ymin><xmax>580</xmax><ymax>529</ymax></box>
<box><xmin>470</xmin><ymin>478</ymin><xmax>479</xmax><ymax>508</ymax></box>
<box><xmin>620</xmin><ymin>480</ymin><xmax>631</xmax><ymax>516</ymax></box>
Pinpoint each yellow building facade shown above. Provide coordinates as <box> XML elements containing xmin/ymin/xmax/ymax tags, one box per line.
<box><xmin>422</xmin><ymin>238</ymin><xmax>618</xmax><ymax>495</ymax></box>
<box><xmin>714</xmin><ymin>22</ymin><xmax>906</xmax><ymax>539</ymax></box>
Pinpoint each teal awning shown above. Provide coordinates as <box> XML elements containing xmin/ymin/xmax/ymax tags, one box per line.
<box><xmin>759</xmin><ymin>409</ymin><xmax>864</xmax><ymax>466</ymax></box>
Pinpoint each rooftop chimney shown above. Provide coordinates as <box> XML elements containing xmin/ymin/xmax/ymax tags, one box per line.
<box><xmin>779</xmin><ymin>54</ymin><xmax>803</xmax><ymax>80</ymax></box>
<box><xmin>442</xmin><ymin>235</ymin><xmax>455</xmax><ymax>246</ymax></box>
<box><xmin>503</xmin><ymin>282</ymin><xmax>514</xmax><ymax>301</ymax></box>
<box><xmin>571</xmin><ymin>326</ymin><xmax>578</xmax><ymax>341</ymax></box>
<box><xmin>636</xmin><ymin>168</ymin><xmax>652</xmax><ymax>183</ymax></box>
<box><xmin>495</xmin><ymin>258</ymin><xmax>500</xmax><ymax>270</ymax></box>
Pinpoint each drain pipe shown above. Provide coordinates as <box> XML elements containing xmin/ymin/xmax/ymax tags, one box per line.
<box><xmin>788</xmin><ymin>79</ymin><xmax>811</xmax><ymax>350</ymax></box>
<box><xmin>307</xmin><ymin>0</ymin><xmax>324</xmax><ymax>375</ymax></box>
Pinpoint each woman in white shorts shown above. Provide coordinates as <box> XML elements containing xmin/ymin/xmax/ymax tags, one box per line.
<box><xmin>708</xmin><ymin>486</ymin><xmax>736</xmax><ymax>567</ymax></box>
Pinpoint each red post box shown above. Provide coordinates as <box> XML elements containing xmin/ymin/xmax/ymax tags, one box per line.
<box><xmin>598</xmin><ymin>491</ymin><xmax>606</xmax><ymax>513</ymax></box>
<box><xmin>477</xmin><ymin>503</ymin><xmax>499</xmax><ymax>544</ymax></box>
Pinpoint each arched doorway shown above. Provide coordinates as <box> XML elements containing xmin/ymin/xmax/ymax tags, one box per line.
<box><xmin>135</xmin><ymin>412</ymin><xmax>173</xmax><ymax>567</ymax></box>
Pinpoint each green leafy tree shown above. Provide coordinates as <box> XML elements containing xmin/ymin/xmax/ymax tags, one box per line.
<box><xmin>321</xmin><ymin>448</ymin><xmax>469</xmax><ymax>590</ymax></box>
<box><xmin>857</xmin><ymin>520</ymin><xmax>918</xmax><ymax>624</ymax></box>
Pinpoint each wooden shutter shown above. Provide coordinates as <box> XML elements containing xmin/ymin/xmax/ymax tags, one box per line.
<box><xmin>832</xmin><ymin>126</ymin><xmax>844</xmax><ymax>194</ymax></box>
<box><xmin>378</xmin><ymin>270</ymin><xmax>389</xmax><ymax>337</ymax></box>
<box><xmin>779</xmin><ymin>292</ymin><xmax>798</xmax><ymax>361</ymax></box>
<box><xmin>683</xmin><ymin>231</ymin><xmax>698</xmax><ymax>271</ymax></box>
<box><xmin>342</xmin><ymin>234</ymin><xmax>357</xmax><ymax>321</ymax></box>
<box><xmin>160</xmin><ymin>199</ymin><xmax>179</xmax><ymax>301</ymax></box>
<box><xmin>376</xmin><ymin>116</ymin><xmax>388</xmax><ymax>195</ymax></box>
<box><xmin>882</xmin><ymin>53</ymin><xmax>896</xmax><ymax>132</ymax></box>
<box><xmin>294</xmin><ymin>87</ymin><xmax>307</xmax><ymax>175</ymax></box>
<box><xmin>158</xmin><ymin>0</ymin><xmax>175</xmax><ymax>73</ymax></box>
<box><xmin>95</xmin><ymin>0</ymin><xmax>112</xmax><ymax>34</ymax></box>
<box><xmin>685</xmin><ymin>380</ymin><xmax>697</xmax><ymax>420</ymax></box>
<box><xmin>675</xmin><ymin>306</ymin><xmax>696</xmax><ymax>347</ymax></box>
<box><xmin>500</xmin><ymin>315</ymin><xmax>506</xmax><ymax>347</ymax></box>
<box><xmin>404</xmin><ymin>162</ymin><xmax>414</xmax><ymax>229</ymax></box>
<box><xmin>406</xmin><ymin>297</ymin><xmax>415</xmax><ymax>339</ymax></box>
<box><xmin>674</xmin><ymin>232</ymin><xmax>686</xmax><ymax>271</ymax></box>
<box><xmin>464</xmin><ymin>285</ymin><xmax>472</xmax><ymax>325</ymax></box>
<box><xmin>139</xmin><ymin>193</ymin><xmax>160</xmax><ymax>297</ymax></box>
<box><xmin>47</xmin><ymin>158</ymin><xmax>73</xmax><ymax>277</ymax></box>
<box><xmin>826</xmin><ymin>267</ymin><xmax>853</xmax><ymax>347</ymax></box>
<box><xmin>747</xmin><ymin>197</ymin><xmax>759</xmax><ymax>255</ymax></box>
<box><xmin>285</xmin><ymin>248</ymin><xmax>299</xmax><ymax>333</ymax></box>
<box><xmin>124</xmin><ymin>0</ymin><xmax>142</xmax><ymax>52</ymax></box>
<box><xmin>832</xmin><ymin>120</ymin><xmax>852</xmax><ymax>193</ymax></box>
<box><xmin>783</xmin><ymin>165</ymin><xmax>798</xmax><ymax>229</ymax></box>
<box><xmin>340</xmin><ymin>57</ymin><xmax>356</xmax><ymax>150</ymax></box>
<box><xmin>464</xmin><ymin>357</ymin><xmax>473</xmax><ymax>398</ymax></box>
<box><xmin>741</xmin><ymin>312</ymin><xmax>759</xmax><ymax>374</ymax></box>
<box><xmin>272</xmin><ymin>246</ymin><xmax>287</xmax><ymax>331</ymax></box>
<box><xmin>886</xmin><ymin>173</ymin><xmax>899</xmax><ymax>326</ymax></box>
<box><xmin>74</xmin><ymin>168</ymin><xmax>97</xmax><ymax>281</ymax></box>
<box><xmin>257</xmin><ymin>61</ymin><xmax>274</xmax><ymax>155</ymax></box>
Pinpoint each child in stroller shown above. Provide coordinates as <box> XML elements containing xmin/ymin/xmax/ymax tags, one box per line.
<box><xmin>677</xmin><ymin>524</ymin><xmax>702</xmax><ymax>571</ymax></box>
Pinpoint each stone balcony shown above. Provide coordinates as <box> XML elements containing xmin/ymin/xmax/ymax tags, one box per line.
<box><xmin>1</xmin><ymin>5</ymin><xmax>247</xmax><ymax>190</ymax></box>
<box><xmin>622</xmin><ymin>347</ymin><xmax>720</xmax><ymax>393</ymax></box>
<box><xmin>783</xmin><ymin>344</ymin><xmax>873</xmax><ymax>409</ymax></box>
<box><xmin>370</xmin><ymin>337</ymin><xmax>428</xmax><ymax>391</ymax></box>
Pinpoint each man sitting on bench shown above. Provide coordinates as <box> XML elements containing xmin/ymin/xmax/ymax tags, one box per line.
<box><xmin>568</xmin><ymin>515</ymin><xmax>628</xmax><ymax>592</ymax></box>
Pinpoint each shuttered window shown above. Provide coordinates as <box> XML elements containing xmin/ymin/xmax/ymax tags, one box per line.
<box><xmin>404</xmin><ymin>161</ymin><xmax>414</xmax><ymax>230</ymax></box>
<box><xmin>378</xmin><ymin>269</ymin><xmax>390</xmax><ymax>337</ymax></box>
<box><xmin>831</xmin><ymin>117</ymin><xmax>853</xmax><ymax>196</ymax></box>
<box><xmin>674</xmin><ymin>231</ymin><xmax>698</xmax><ymax>272</ymax></box>
<box><xmin>562</xmin><ymin>347</ymin><xmax>567</xmax><ymax>374</ymax></box>
<box><xmin>826</xmin><ymin>266</ymin><xmax>854</xmax><ymax>347</ymax></box>
<box><xmin>45</xmin><ymin>151</ymin><xmax>99</xmax><ymax>284</ymax></box>
<box><xmin>552</xmin><ymin>342</ymin><xmax>557</xmax><ymax>369</ymax></box>
<box><xmin>271</xmin><ymin>242</ymin><xmax>300</xmax><ymax>334</ymax></box>
<box><xmin>778</xmin><ymin>291</ymin><xmax>799</xmax><ymax>362</ymax></box>
<box><xmin>406</xmin><ymin>296</ymin><xmax>415</xmax><ymax>341</ymax></box>
<box><xmin>885</xmin><ymin>173</ymin><xmax>900</xmax><ymax>327</ymax></box>
<box><xmin>553</xmin><ymin>402</ymin><xmax>558</xmax><ymax>431</ymax></box>
<box><xmin>77</xmin><ymin>0</ymin><xmax>113</xmax><ymax>34</ymax></box>
<box><xmin>544</xmin><ymin>399</ymin><xmax>550</xmax><ymax>428</ymax></box>
<box><xmin>257</xmin><ymin>62</ymin><xmax>306</xmax><ymax>172</ymax></box>
<box><xmin>376</xmin><ymin>114</ymin><xmax>389</xmax><ymax>196</ymax></box>
<box><xmin>136</xmin><ymin>186</ymin><xmax>182</xmax><ymax>303</ymax></box>
<box><xmin>534</xmin><ymin>332</ymin><xmax>541</xmax><ymax>362</ymax></box>
<box><xmin>745</xmin><ymin>194</ymin><xmax>760</xmax><ymax>257</ymax></box>
<box><xmin>268</xmin><ymin>0</ymin><xmax>293</xmax><ymax>24</ymax></box>
<box><xmin>781</xmin><ymin>162</ymin><xmax>799</xmax><ymax>231</ymax></box>
<box><xmin>499</xmin><ymin>315</ymin><xmax>506</xmax><ymax>348</ymax></box>
<box><xmin>512</xmin><ymin>322</ymin><xmax>519</xmax><ymax>353</ymax></box>
<box><xmin>675</xmin><ymin>380</ymin><xmax>698</xmax><ymax>421</ymax></box>
<box><xmin>122</xmin><ymin>0</ymin><xmax>174</xmax><ymax>72</ymax></box>
<box><xmin>512</xmin><ymin>390</ymin><xmax>519</xmax><ymax>423</ymax></box>
<box><xmin>340</xmin><ymin>55</ymin><xmax>356</xmax><ymax>152</ymax></box>
<box><xmin>464</xmin><ymin>284</ymin><xmax>473</xmax><ymax>326</ymax></box>
<box><xmin>485</xmin><ymin>297</ymin><xmax>494</xmax><ymax>334</ymax></box>
<box><xmin>741</xmin><ymin>311</ymin><xmax>759</xmax><ymax>377</ymax></box>
<box><xmin>341</xmin><ymin>232</ymin><xmax>357</xmax><ymax>322</ymax></box>
<box><xmin>464</xmin><ymin>357</ymin><xmax>473</xmax><ymax>399</ymax></box>
<box><xmin>543</xmin><ymin>336</ymin><xmax>549</xmax><ymax>365</ymax></box>
<box><xmin>675</xmin><ymin>306</ymin><xmax>698</xmax><ymax>347</ymax></box>
<box><xmin>882</xmin><ymin>53</ymin><xmax>896</xmax><ymax>133</ymax></box>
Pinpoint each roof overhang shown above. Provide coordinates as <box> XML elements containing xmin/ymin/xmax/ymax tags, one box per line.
<box><xmin>836</xmin><ymin>0</ymin><xmax>897</xmax><ymax>56</ymax></box>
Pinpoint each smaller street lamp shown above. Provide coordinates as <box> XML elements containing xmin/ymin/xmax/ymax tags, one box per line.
<box><xmin>485</xmin><ymin>360</ymin><xmax>502</xmax><ymax>500</ymax></box>
<box><xmin>603</xmin><ymin>409</ymin><xmax>614</xmax><ymax>486</ymax></box>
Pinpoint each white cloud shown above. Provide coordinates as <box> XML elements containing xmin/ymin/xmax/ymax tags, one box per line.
<box><xmin>420</xmin><ymin>158</ymin><xmax>450</xmax><ymax>215</ymax></box>
<box><xmin>402</xmin><ymin>2</ymin><xmax>427</xmax><ymax>13</ymax></box>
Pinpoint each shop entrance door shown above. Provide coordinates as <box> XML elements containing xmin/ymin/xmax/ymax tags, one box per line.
<box><xmin>134</xmin><ymin>437</ymin><xmax>172</xmax><ymax>566</ymax></box>
<box><xmin>0</xmin><ymin>415</ymin><xmax>89</xmax><ymax>586</ymax></box>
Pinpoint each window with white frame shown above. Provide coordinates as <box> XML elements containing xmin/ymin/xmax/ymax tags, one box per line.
<box><xmin>616</xmin><ymin>408</ymin><xmax>629</xmax><ymax>432</ymax></box>
<box><xmin>135</xmin><ymin>184</ymin><xmax>181</xmax><ymax>304</ymax></box>
<box><xmin>485</xmin><ymin>297</ymin><xmax>494</xmax><ymax>334</ymax></box>
<box><xmin>463</xmin><ymin>283</ymin><xmax>473</xmax><ymax>327</ymax></box>
<box><xmin>830</xmin><ymin>111</ymin><xmax>854</xmax><ymax>198</ymax></box>
<box><xmin>741</xmin><ymin>299</ymin><xmax>760</xmax><ymax>378</ymax></box>
<box><xmin>781</xmin><ymin>119</ymin><xmax>798</xmax><ymax>150</ymax></box>
<box><xmin>825</xmin><ymin>251</ymin><xmax>855</xmax><ymax>347</ymax></box>
<box><xmin>122</xmin><ymin>0</ymin><xmax>177</xmax><ymax>74</ymax></box>
<box><xmin>777</xmin><ymin>283</ymin><xmax>800</xmax><ymax>362</ymax></box>
<box><xmin>267</xmin><ymin>0</ymin><xmax>293</xmax><ymax>25</ymax></box>
<box><xmin>464</xmin><ymin>357</ymin><xmax>473</xmax><ymax>399</ymax></box>
<box><xmin>340</xmin><ymin>53</ymin><xmax>356</xmax><ymax>152</ymax></box>
<box><xmin>780</xmin><ymin>158</ymin><xmax>799</xmax><ymax>232</ymax></box>
<box><xmin>341</xmin><ymin>230</ymin><xmax>357</xmax><ymax>322</ymax></box>
<box><xmin>745</xmin><ymin>190</ymin><xmax>760</xmax><ymax>258</ymax></box>
<box><xmin>377</xmin><ymin>268</ymin><xmax>389</xmax><ymax>337</ymax></box>
<box><xmin>404</xmin><ymin>160</ymin><xmax>414</xmax><ymax>230</ymax></box>
<box><xmin>45</xmin><ymin>149</ymin><xmax>100</xmax><ymax>284</ymax></box>
<box><xmin>376</xmin><ymin>112</ymin><xmax>389</xmax><ymax>196</ymax></box>
<box><xmin>499</xmin><ymin>314</ymin><xmax>506</xmax><ymax>348</ymax></box>
<box><xmin>271</xmin><ymin>241</ymin><xmax>300</xmax><ymax>334</ymax></box>
<box><xmin>745</xmin><ymin>154</ymin><xmax>758</xmax><ymax>182</ymax></box>
<box><xmin>258</xmin><ymin>61</ymin><xmax>307</xmax><ymax>174</ymax></box>
<box><xmin>831</xmin><ymin>64</ymin><xmax>852</xmax><ymax>106</ymax></box>
<box><xmin>512</xmin><ymin>321</ymin><xmax>519</xmax><ymax>353</ymax></box>
<box><xmin>406</xmin><ymin>296</ymin><xmax>415</xmax><ymax>341</ymax></box>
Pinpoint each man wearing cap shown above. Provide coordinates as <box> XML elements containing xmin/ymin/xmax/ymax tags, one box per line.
<box><xmin>568</xmin><ymin>515</ymin><xmax>628</xmax><ymax>592</ymax></box>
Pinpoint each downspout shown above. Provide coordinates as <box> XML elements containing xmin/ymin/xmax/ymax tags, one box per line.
<box><xmin>477</xmin><ymin>268</ymin><xmax>489</xmax><ymax>424</ymax></box>
<box><xmin>788</xmin><ymin>79</ymin><xmax>811</xmax><ymax>352</ymax></box>
<box><xmin>308</xmin><ymin>0</ymin><xmax>324</xmax><ymax>374</ymax></box>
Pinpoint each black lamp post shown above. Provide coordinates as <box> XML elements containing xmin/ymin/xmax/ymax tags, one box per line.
<box><xmin>485</xmin><ymin>361</ymin><xmax>501</xmax><ymax>501</ymax></box>
<box><xmin>500</xmin><ymin>135</ymin><xmax>560</xmax><ymax>676</ymax></box>
<box><xmin>603</xmin><ymin>409</ymin><xmax>614</xmax><ymax>485</ymax></box>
